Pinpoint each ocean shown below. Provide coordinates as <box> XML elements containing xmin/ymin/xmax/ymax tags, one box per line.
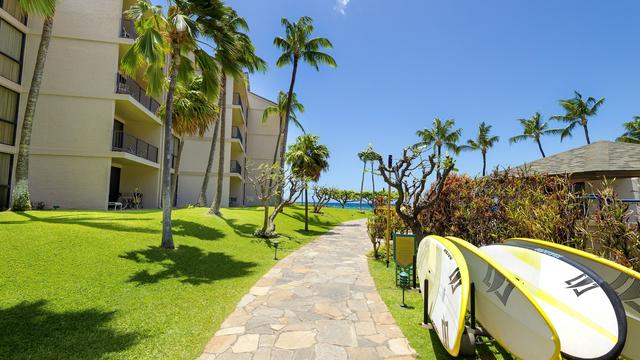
<box><xmin>297</xmin><ymin>201</ymin><xmax>373</xmax><ymax>210</ymax></box>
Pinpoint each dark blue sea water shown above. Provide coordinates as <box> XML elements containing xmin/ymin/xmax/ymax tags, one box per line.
<box><xmin>297</xmin><ymin>201</ymin><xmax>373</xmax><ymax>210</ymax></box>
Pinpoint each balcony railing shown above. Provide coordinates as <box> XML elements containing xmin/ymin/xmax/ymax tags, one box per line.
<box><xmin>112</xmin><ymin>130</ymin><xmax>159</xmax><ymax>163</ymax></box>
<box><xmin>232</xmin><ymin>93</ymin><xmax>248</xmax><ymax>119</ymax></box>
<box><xmin>231</xmin><ymin>126</ymin><xmax>243</xmax><ymax>145</ymax></box>
<box><xmin>120</xmin><ymin>18</ymin><xmax>136</xmax><ymax>39</ymax></box>
<box><xmin>1</xmin><ymin>0</ymin><xmax>27</xmax><ymax>24</ymax></box>
<box><xmin>230</xmin><ymin>160</ymin><xmax>242</xmax><ymax>175</ymax></box>
<box><xmin>116</xmin><ymin>73</ymin><xmax>161</xmax><ymax>115</ymax></box>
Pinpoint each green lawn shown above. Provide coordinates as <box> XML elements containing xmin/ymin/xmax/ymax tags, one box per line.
<box><xmin>368</xmin><ymin>257</ymin><xmax>514</xmax><ymax>360</ymax></box>
<box><xmin>0</xmin><ymin>206</ymin><xmax>365</xmax><ymax>359</ymax></box>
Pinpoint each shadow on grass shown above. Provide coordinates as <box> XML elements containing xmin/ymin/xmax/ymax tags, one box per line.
<box><xmin>0</xmin><ymin>300</ymin><xmax>141</xmax><ymax>359</ymax></box>
<box><xmin>120</xmin><ymin>245</ymin><xmax>258</xmax><ymax>286</ymax></box>
<box><xmin>222</xmin><ymin>217</ymin><xmax>258</xmax><ymax>237</ymax></box>
<box><xmin>172</xmin><ymin>219</ymin><xmax>224</xmax><ymax>241</ymax></box>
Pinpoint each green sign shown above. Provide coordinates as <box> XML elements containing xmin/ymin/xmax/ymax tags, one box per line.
<box><xmin>393</xmin><ymin>234</ymin><xmax>416</xmax><ymax>267</ymax></box>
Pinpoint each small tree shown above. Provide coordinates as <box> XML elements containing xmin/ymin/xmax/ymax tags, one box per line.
<box><xmin>377</xmin><ymin>145</ymin><xmax>455</xmax><ymax>242</ymax></box>
<box><xmin>334</xmin><ymin>189</ymin><xmax>356</xmax><ymax>208</ymax></box>
<box><xmin>312</xmin><ymin>185</ymin><xmax>335</xmax><ymax>213</ymax></box>
<box><xmin>247</xmin><ymin>163</ymin><xmax>284</xmax><ymax>238</ymax></box>
<box><xmin>266</xmin><ymin>169</ymin><xmax>305</xmax><ymax>232</ymax></box>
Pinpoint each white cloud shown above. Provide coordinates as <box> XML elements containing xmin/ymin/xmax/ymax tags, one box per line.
<box><xmin>334</xmin><ymin>0</ymin><xmax>350</xmax><ymax>15</ymax></box>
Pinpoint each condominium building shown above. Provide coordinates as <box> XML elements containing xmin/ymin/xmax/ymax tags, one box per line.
<box><xmin>0</xmin><ymin>0</ymin><xmax>280</xmax><ymax>210</ymax></box>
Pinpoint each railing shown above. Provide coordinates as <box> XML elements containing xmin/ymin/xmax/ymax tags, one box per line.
<box><xmin>231</xmin><ymin>126</ymin><xmax>243</xmax><ymax>144</ymax></box>
<box><xmin>230</xmin><ymin>160</ymin><xmax>242</xmax><ymax>175</ymax></box>
<box><xmin>232</xmin><ymin>93</ymin><xmax>248</xmax><ymax>119</ymax></box>
<box><xmin>0</xmin><ymin>0</ymin><xmax>27</xmax><ymax>24</ymax></box>
<box><xmin>116</xmin><ymin>73</ymin><xmax>161</xmax><ymax>115</ymax></box>
<box><xmin>112</xmin><ymin>130</ymin><xmax>159</xmax><ymax>163</ymax></box>
<box><xmin>120</xmin><ymin>18</ymin><xmax>136</xmax><ymax>39</ymax></box>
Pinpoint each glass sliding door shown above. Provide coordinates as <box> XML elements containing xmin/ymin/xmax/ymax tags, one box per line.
<box><xmin>0</xmin><ymin>86</ymin><xmax>18</xmax><ymax>146</ymax></box>
<box><xmin>0</xmin><ymin>18</ymin><xmax>25</xmax><ymax>83</ymax></box>
<box><xmin>0</xmin><ymin>152</ymin><xmax>12</xmax><ymax>210</ymax></box>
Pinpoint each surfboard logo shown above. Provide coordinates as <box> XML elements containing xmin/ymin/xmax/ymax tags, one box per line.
<box><xmin>482</xmin><ymin>264</ymin><xmax>515</xmax><ymax>306</ymax></box>
<box><xmin>440</xmin><ymin>318</ymin><xmax>450</xmax><ymax>348</ymax></box>
<box><xmin>565</xmin><ymin>273</ymin><xmax>598</xmax><ymax>297</ymax></box>
<box><xmin>448</xmin><ymin>268</ymin><xmax>462</xmax><ymax>294</ymax></box>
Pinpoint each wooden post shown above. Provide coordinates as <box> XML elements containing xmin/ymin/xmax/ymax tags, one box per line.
<box><xmin>386</xmin><ymin>155</ymin><xmax>392</xmax><ymax>268</ymax></box>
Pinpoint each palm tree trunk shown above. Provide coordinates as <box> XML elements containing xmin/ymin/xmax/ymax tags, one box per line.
<box><xmin>582</xmin><ymin>117</ymin><xmax>591</xmax><ymax>144</ymax></box>
<box><xmin>371</xmin><ymin>161</ymin><xmax>375</xmax><ymax>194</ymax></box>
<box><xmin>197</xmin><ymin>119</ymin><xmax>219</xmax><ymax>206</ymax></box>
<box><xmin>537</xmin><ymin>138</ymin><xmax>546</xmax><ymax>158</ymax></box>
<box><xmin>160</xmin><ymin>48</ymin><xmax>180</xmax><ymax>250</ymax></box>
<box><xmin>170</xmin><ymin>139</ymin><xmax>183</xmax><ymax>205</ymax></box>
<box><xmin>436</xmin><ymin>145</ymin><xmax>442</xmax><ymax>180</ymax></box>
<box><xmin>278</xmin><ymin>58</ymin><xmax>299</xmax><ymax>174</ymax></box>
<box><xmin>210</xmin><ymin>74</ymin><xmax>226</xmax><ymax>216</ymax></box>
<box><xmin>12</xmin><ymin>15</ymin><xmax>55</xmax><ymax>211</ymax></box>
<box><xmin>358</xmin><ymin>161</ymin><xmax>365</xmax><ymax>211</ymax></box>
<box><xmin>267</xmin><ymin>115</ymin><xmax>284</xmax><ymax>204</ymax></box>
<box><xmin>482</xmin><ymin>151</ymin><xmax>487</xmax><ymax>177</ymax></box>
<box><xmin>304</xmin><ymin>183</ymin><xmax>309</xmax><ymax>231</ymax></box>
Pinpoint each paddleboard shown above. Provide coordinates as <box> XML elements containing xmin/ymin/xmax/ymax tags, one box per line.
<box><xmin>446</xmin><ymin>236</ymin><xmax>560</xmax><ymax>360</ymax></box>
<box><xmin>505</xmin><ymin>238</ymin><xmax>640</xmax><ymax>360</ymax></box>
<box><xmin>416</xmin><ymin>235</ymin><xmax>470</xmax><ymax>356</ymax></box>
<box><xmin>482</xmin><ymin>243</ymin><xmax>627</xmax><ymax>360</ymax></box>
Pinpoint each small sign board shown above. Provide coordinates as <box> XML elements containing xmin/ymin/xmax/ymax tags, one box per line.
<box><xmin>393</xmin><ymin>233</ymin><xmax>416</xmax><ymax>268</ymax></box>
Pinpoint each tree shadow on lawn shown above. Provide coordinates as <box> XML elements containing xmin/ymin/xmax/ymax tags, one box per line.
<box><xmin>120</xmin><ymin>245</ymin><xmax>258</xmax><ymax>286</ymax></box>
<box><xmin>280</xmin><ymin>211</ymin><xmax>338</xmax><ymax>231</ymax></box>
<box><xmin>4</xmin><ymin>212</ymin><xmax>158</xmax><ymax>234</ymax></box>
<box><xmin>172</xmin><ymin>219</ymin><xmax>225</xmax><ymax>241</ymax></box>
<box><xmin>0</xmin><ymin>300</ymin><xmax>141</xmax><ymax>359</ymax></box>
<box><xmin>222</xmin><ymin>217</ymin><xmax>258</xmax><ymax>237</ymax></box>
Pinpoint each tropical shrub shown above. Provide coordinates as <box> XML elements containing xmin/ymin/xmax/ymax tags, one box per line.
<box><xmin>367</xmin><ymin>208</ymin><xmax>410</xmax><ymax>258</ymax></box>
<box><xmin>333</xmin><ymin>190</ymin><xmax>357</xmax><ymax>208</ymax></box>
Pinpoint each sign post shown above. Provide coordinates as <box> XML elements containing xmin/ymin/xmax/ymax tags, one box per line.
<box><xmin>385</xmin><ymin>155</ymin><xmax>392</xmax><ymax>268</ymax></box>
<box><xmin>393</xmin><ymin>233</ymin><xmax>416</xmax><ymax>287</ymax></box>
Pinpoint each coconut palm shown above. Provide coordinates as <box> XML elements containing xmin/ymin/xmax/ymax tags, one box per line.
<box><xmin>459</xmin><ymin>122</ymin><xmax>500</xmax><ymax>176</ymax></box>
<box><xmin>551</xmin><ymin>91</ymin><xmax>605</xmax><ymax>144</ymax></box>
<box><xmin>510</xmin><ymin>112</ymin><xmax>563</xmax><ymax>158</ymax></box>
<box><xmin>273</xmin><ymin>16</ymin><xmax>335</xmax><ymax>182</ymax></box>
<box><xmin>417</xmin><ymin>118</ymin><xmax>462</xmax><ymax>178</ymax></box>
<box><xmin>286</xmin><ymin>134</ymin><xmax>330</xmax><ymax>231</ymax></box>
<box><xmin>616</xmin><ymin>116</ymin><xmax>640</xmax><ymax>144</ymax></box>
<box><xmin>120</xmin><ymin>0</ymin><xmax>221</xmax><ymax>249</ymax></box>
<box><xmin>262</xmin><ymin>91</ymin><xmax>305</xmax><ymax>168</ymax></box>
<box><xmin>357</xmin><ymin>144</ymin><xmax>381</xmax><ymax>210</ymax></box>
<box><xmin>11</xmin><ymin>0</ymin><xmax>57</xmax><ymax>211</ymax></box>
<box><xmin>207</xmin><ymin>11</ymin><xmax>267</xmax><ymax>216</ymax></box>
<box><xmin>158</xmin><ymin>76</ymin><xmax>218</xmax><ymax>202</ymax></box>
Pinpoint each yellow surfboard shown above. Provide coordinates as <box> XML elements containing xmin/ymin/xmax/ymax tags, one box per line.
<box><xmin>505</xmin><ymin>238</ymin><xmax>640</xmax><ymax>360</ymax></box>
<box><xmin>416</xmin><ymin>235</ymin><xmax>470</xmax><ymax>356</ymax></box>
<box><xmin>447</xmin><ymin>236</ymin><xmax>561</xmax><ymax>360</ymax></box>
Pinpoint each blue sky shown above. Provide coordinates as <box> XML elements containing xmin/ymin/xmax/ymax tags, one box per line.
<box><xmin>158</xmin><ymin>0</ymin><xmax>640</xmax><ymax>191</ymax></box>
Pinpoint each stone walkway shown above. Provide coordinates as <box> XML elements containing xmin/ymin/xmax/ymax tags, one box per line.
<box><xmin>198</xmin><ymin>219</ymin><xmax>416</xmax><ymax>360</ymax></box>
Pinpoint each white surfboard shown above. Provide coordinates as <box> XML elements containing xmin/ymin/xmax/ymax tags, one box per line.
<box><xmin>482</xmin><ymin>243</ymin><xmax>627</xmax><ymax>360</ymax></box>
<box><xmin>446</xmin><ymin>237</ymin><xmax>560</xmax><ymax>360</ymax></box>
<box><xmin>416</xmin><ymin>235</ymin><xmax>470</xmax><ymax>356</ymax></box>
<box><xmin>505</xmin><ymin>238</ymin><xmax>640</xmax><ymax>360</ymax></box>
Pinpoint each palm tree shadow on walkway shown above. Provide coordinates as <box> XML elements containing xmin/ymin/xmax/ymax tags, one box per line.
<box><xmin>0</xmin><ymin>300</ymin><xmax>141</xmax><ymax>359</ymax></box>
<box><xmin>120</xmin><ymin>245</ymin><xmax>258</xmax><ymax>286</ymax></box>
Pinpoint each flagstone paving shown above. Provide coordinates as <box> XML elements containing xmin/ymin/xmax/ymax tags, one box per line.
<box><xmin>198</xmin><ymin>219</ymin><xmax>416</xmax><ymax>360</ymax></box>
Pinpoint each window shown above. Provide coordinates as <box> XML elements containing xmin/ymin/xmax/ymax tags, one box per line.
<box><xmin>0</xmin><ymin>18</ymin><xmax>24</xmax><ymax>83</ymax></box>
<box><xmin>0</xmin><ymin>152</ymin><xmax>12</xmax><ymax>210</ymax></box>
<box><xmin>0</xmin><ymin>0</ymin><xmax>27</xmax><ymax>24</ymax></box>
<box><xmin>0</xmin><ymin>86</ymin><xmax>18</xmax><ymax>145</ymax></box>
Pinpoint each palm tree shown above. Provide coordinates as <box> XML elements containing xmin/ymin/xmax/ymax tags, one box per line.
<box><xmin>616</xmin><ymin>116</ymin><xmax>640</xmax><ymax>144</ymax></box>
<box><xmin>207</xmin><ymin>10</ymin><xmax>266</xmax><ymax>216</ymax></box>
<box><xmin>552</xmin><ymin>91</ymin><xmax>605</xmax><ymax>144</ymax></box>
<box><xmin>262</xmin><ymin>91</ymin><xmax>305</xmax><ymax>168</ymax></box>
<box><xmin>286</xmin><ymin>134</ymin><xmax>330</xmax><ymax>231</ymax></box>
<box><xmin>11</xmin><ymin>0</ymin><xmax>57</xmax><ymax>211</ymax></box>
<box><xmin>273</xmin><ymin>16</ymin><xmax>335</xmax><ymax>183</ymax></box>
<box><xmin>417</xmin><ymin>118</ymin><xmax>462</xmax><ymax>178</ymax></box>
<box><xmin>158</xmin><ymin>76</ymin><xmax>218</xmax><ymax>202</ymax></box>
<box><xmin>510</xmin><ymin>112</ymin><xmax>563</xmax><ymax>158</ymax></box>
<box><xmin>459</xmin><ymin>122</ymin><xmax>499</xmax><ymax>176</ymax></box>
<box><xmin>357</xmin><ymin>144</ymin><xmax>380</xmax><ymax>210</ymax></box>
<box><xmin>121</xmin><ymin>0</ymin><xmax>221</xmax><ymax>249</ymax></box>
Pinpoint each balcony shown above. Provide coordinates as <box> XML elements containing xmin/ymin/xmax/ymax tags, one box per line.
<box><xmin>230</xmin><ymin>160</ymin><xmax>242</xmax><ymax>175</ymax></box>
<box><xmin>1</xmin><ymin>0</ymin><xmax>27</xmax><ymax>24</ymax></box>
<box><xmin>116</xmin><ymin>73</ymin><xmax>161</xmax><ymax>116</ymax></box>
<box><xmin>231</xmin><ymin>126</ymin><xmax>243</xmax><ymax>144</ymax></box>
<box><xmin>120</xmin><ymin>18</ymin><xmax>136</xmax><ymax>39</ymax></box>
<box><xmin>112</xmin><ymin>130</ymin><xmax>158</xmax><ymax>163</ymax></box>
<box><xmin>232</xmin><ymin>93</ymin><xmax>248</xmax><ymax>120</ymax></box>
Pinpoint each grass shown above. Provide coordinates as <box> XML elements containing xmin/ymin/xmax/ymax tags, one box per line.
<box><xmin>368</xmin><ymin>257</ymin><xmax>514</xmax><ymax>360</ymax></box>
<box><xmin>0</xmin><ymin>206</ymin><xmax>365</xmax><ymax>359</ymax></box>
